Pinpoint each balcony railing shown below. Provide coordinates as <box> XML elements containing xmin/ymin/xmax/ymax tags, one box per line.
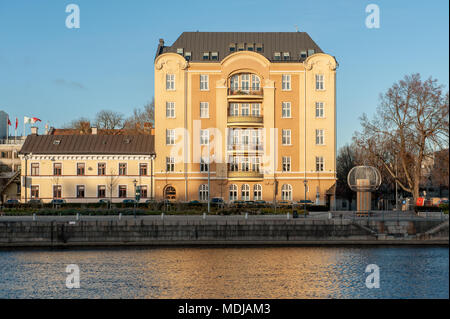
<box><xmin>227</xmin><ymin>115</ymin><xmax>263</xmax><ymax>125</ymax></box>
<box><xmin>227</xmin><ymin>87</ymin><xmax>263</xmax><ymax>97</ymax></box>
<box><xmin>227</xmin><ymin>144</ymin><xmax>264</xmax><ymax>152</ymax></box>
<box><xmin>228</xmin><ymin>170</ymin><xmax>264</xmax><ymax>179</ymax></box>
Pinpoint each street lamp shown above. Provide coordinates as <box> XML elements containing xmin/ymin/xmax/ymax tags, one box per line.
<box><xmin>150</xmin><ymin>154</ymin><xmax>156</xmax><ymax>201</ymax></box>
<box><xmin>133</xmin><ymin>179</ymin><xmax>137</xmax><ymax>219</ymax></box>
<box><xmin>303</xmin><ymin>179</ymin><xmax>308</xmax><ymax>217</ymax></box>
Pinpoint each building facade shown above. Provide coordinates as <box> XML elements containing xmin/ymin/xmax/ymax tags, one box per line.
<box><xmin>18</xmin><ymin>129</ymin><xmax>155</xmax><ymax>203</ymax></box>
<box><xmin>154</xmin><ymin>32</ymin><xmax>338</xmax><ymax>206</ymax></box>
<box><xmin>0</xmin><ymin>136</ymin><xmax>25</xmax><ymax>202</ymax></box>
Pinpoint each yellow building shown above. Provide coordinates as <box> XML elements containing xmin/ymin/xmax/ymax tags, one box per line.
<box><xmin>18</xmin><ymin>128</ymin><xmax>155</xmax><ymax>203</ymax></box>
<box><xmin>154</xmin><ymin>32</ymin><xmax>338</xmax><ymax>206</ymax></box>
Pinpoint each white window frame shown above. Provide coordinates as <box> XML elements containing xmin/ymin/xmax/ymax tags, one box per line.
<box><xmin>200</xmin><ymin>129</ymin><xmax>209</xmax><ymax>145</ymax></box>
<box><xmin>253</xmin><ymin>184</ymin><xmax>262</xmax><ymax>201</ymax></box>
<box><xmin>199</xmin><ymin>184</ymin><xmax>209</xmax><ymax>201</ymax></box>
<box><xmin>282</xmin><ymin>74</ymin><xmax>291</xmax><ymax>91</ymax></box>
<box><xmin>230</xmin><ymin>103</ymin><xmax>239</xmax><ymax>116</ymax></box>
<box><xmin>252</xmin><ymin>157</ymin><xmax>261</xmax><ymax>172</ymax></box>
<box><xmin>282</xmin><ymin>129</ymin><xmax>291</xmax><ymax>145</ymax></box>
<box><xmin>241</xmin><ymin>157</ymin><xmax>250</xmax><ymax>172</ymax></box>
<box><xmin>200</xmin><ymin>157</ymin><xmax>209</xmax><ymax>173</ymax></box>
<box><xmin>229</xmin><ymin>184</ymin><xmax>238</xmax><ymax>201</ymax></box>
<box><xmin>241</xmin><ymin>103</ymin><xmax>250</xmax><ymax>116</ymax></box>
<box><xmin>316</xmin><ymin>156</ymin><xmax>324</xmax><ymax>172</ymax></box>
<box><xmin>166</xmin><ymin>74</ymin><xmax>175</xmax><ymax>91</ymax></box>
<box><xmin>200</xmin><ymin>102</ymin><xmax>209</xmax><ymax>118</ymax></box>
<box><xmin>281</xmin><ymin>184</ymin><xmax>292</xmax><ymax>201</ymax></box>
<box><xmin>282</xmin><ymin>156</ymin><xmax>291</xmax><ymax>172</ymax></box>
<box><xmin>200</xmin><ymin>74</ymin><xmax>209</xmax><ymax>91</ymax></box>
<box><xmin>315</xmin><ymin>102</ymin><xmax>324</xmax><ymax>118</ymax></box>
<box><xmin>241</xmin><ymin>74</ymin><xmax>250</xmax><ymax>92</ymax></box>
<box><xmin>166</xmin><ymin>129</ymin><xmax>175</xmax><ymax>145</ymax></box>
<box><xmin>282</xmin><ymin>102</ymin><xmax>291</xmax><ymax>118</ymax></box>
<box><xmin>241</xmin><ymin>184</ymin><xmax>250</xmax><ymax>201</ymax></box>
<box><xmin>166</xmin><ymin>157</ymin><xmax>175</xmax><ymax>172</ymax></box>
<box><xmin>252</xmin><ymin>103</ymin><xmax>260</xmax><ymax>117</ymax></box>
<box><xmin>166</xmin><ymin>102</ymin><xmax>175</xmax><ymax>118</ymax></box>
<box><xmin>316</xmin><ymin>129</ymin><xmax>324</xmax><ymax>145</ymax></box>
<box><xmin>315</xmin><ymin>74</ymin><xmax>324</xmax><ymax>91</ymax></box>
<box><xmin>251</xmin><ymin>74</ymin><xmax>260</xmax><ymax>91</ymax></box>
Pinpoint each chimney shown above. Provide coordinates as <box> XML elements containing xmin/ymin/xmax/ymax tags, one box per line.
<box><xmin>92</xmin><ymin>127</ymin><xmax>98</xmax><ymax>135</ymax></box>
<box><xmin>30</xmin><ymin>127</ymin><xmax>38</xmax><ymax>135</ymax></box>
<box><xmin>159</xmin><ymin>38</ymin><xmax>164</xmax><ymax>46</ymax></box>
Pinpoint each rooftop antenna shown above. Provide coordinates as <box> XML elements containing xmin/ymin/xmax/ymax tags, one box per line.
<box><xmin>294</xmin><ymin>25</ymin><xmax>299</xmax><ymax>32</ymax></box>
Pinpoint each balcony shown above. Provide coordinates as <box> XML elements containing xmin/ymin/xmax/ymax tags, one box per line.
<box><xmin>228</xmin><ymin>170</ymin><xmax>264</xmax><ymax>180</ymax></box>
<box><xmin>227</xmin><ymin>115</ymin><xmax>263</xmax><ymax>126</ymax></box>
<box><xmin>227</xmin><ymin>144</ymin><xmax>264</xmax><ymax>153</ymax></box>
<box><xmin>227</xmin><ymin>87</ymin><xmax>263</xmax><ymax>99</ymax></box>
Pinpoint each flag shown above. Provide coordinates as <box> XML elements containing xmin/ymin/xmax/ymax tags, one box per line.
<box><xmin>24</xmin><ymin>116</ymin><xmax>41</xmax><ymax>124</ymax></box>
<box><xmin>15</xmin><ymin>118</ymin><xmax>18</xmax><ymax>130</ymax></box>
<box><xmin>7</xmin><ymin>118</ymin><xmax>11</xmax><ymax>126</ymax></box>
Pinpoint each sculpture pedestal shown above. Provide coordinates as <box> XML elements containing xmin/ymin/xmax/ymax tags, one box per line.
<box><xmin>356</xmin><ymin>179</ymin><xmax>371</xmax><ymax>212</ymax></box>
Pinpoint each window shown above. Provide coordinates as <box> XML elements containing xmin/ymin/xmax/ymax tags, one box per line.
<box><xmin>281</xmin><ymin>184</ymin><xmax>292</xmax><ymax>200</ymax></box>
<box><xmin>230</xmin><ymin>75</ymin><xmax>239</xmax><ymax>91</ymax></box>
<box><xmin>166</xmin><ymin>129</ymin><xmax>175</xmax><ymax>145</ymax></box>
<box><xmin>229</xmin><ymin>184</ymin><xmax>238</xmax><ymax>201</ymax></box>
<box><xmin>252</xmin><ymin>103</ymin><xmax>260</xmax><ymax>117</ymax></box>
<box><xmin>140</xmin><ymin>185</ymin><xmax>148</xmax><ymax>198</ymax></box>
<box><xmin>200</xmin><ymin>130</ymin><xmax>209</xmax><ymax>145</ymax></box>
<box><xmin>184</xmin><ymin>52</ymin><xmax>191</xmax><ymax>61</ymax></box>
<box><xmin>119</xmin><ymin>163</ymin><xmax>127</xmax><ymax>176</ymax></box>
<box><xmin>282</xmin><ymin>102</ymin><xmax>291</xmax><ymax>118</ymax></box>
<box><xmin>202</xmin><ymin>52</ymin><xmax>210</xmax><ymax>60</ymax></box>
<box><xmin>31</xmin><ymin>185</ymin><xmax>39</xmax><ymax>199</ymax></box>
<box><xmin>77</xmin><ymin>163</ymin><xmax>85</xmax><ymax>176</ymax></box>
<box><xmin>232</xmin><ymin>129</ymin><xmax>239</xmax><ymax>146</ymax></box>
<box><xmin>229</xmin><ymin>43</ymin><xmax>236</xmax><ymax>52</ymax></box>
<box><xmin>241</xmin><ymin>74</ymin><xmax>250</xmax><ymax>92</ymax></box>
<box><xmin>230</xmin><ymin>103</ymin><xmax>239</xmax><ymax>116</ymax></box>
<box><xmin>300</xmin><ymin>51</ymin><xmax>307</xmax><ymax>59</ymax></box>
<box><xmin>200</xmin><ymin>157</ymin><xmax>209</xmax><ymax>172</ymax></box>
<box><xmin>166</xmin><ymin>157</ymin><xmax>175</xmax><ymax>172</ymax></box>
<box><xmin>282</xmin><ymin>129</ymin><xmax>291</xmax><ymax>145</ymax></box>
<box><xmin>199</xmin><ymin>184</ymin><xmax>209</xmax><ymax>201</ymax></box>
<box><xmin>229</xmin><ymin>156</ymin><xmax>238</xmax><ymax>171</ymax></box>
<box><xmin>316</xmin><ymin>156</ymin><xmax>324</xmax><ymax>171</ymax></box>
<box><xmin>241</xmin><ymin>184</ymin><xmax>250</xmax><ymax>201</ymax></box>
<box><xmin>251</xmin><ymin>74</ymin><xmax>260</xmax><ymax>91</ymax></box>
<box><xmin>76</xmin><ymin>185</ymin><xmax>85</xmax><ymax>198</ymax></box>
<box><xmin>31</xmin><ymin>163</ymin><xmax>39</xmax><ymax>176</ymax></box>
<box><xmin>176</xmin><ymin>48</ymin><xmax>183</xmax><ymax>55</ymax></box>
<box><xmin>241</xmin><ymin>130</ymin><xmax>250</xmax><ymax>146</ymax></box>
<box><xmin>315</xmin><ymin>102</ymin><xmax>324</xmax><ymax>118</ymax></box>
<box><xmin>316</xmin><ymin>129</ymin><xmax>324</xmax><ymax>145</ymax></box>
<box><xmin>237</xmin><ymin>43</ymin><xmax>245</xmax><ymax>51</ymax></box>
<box><xmin>200</xmin><ymin>102</ymin><xmax>209</xmax><ymax>118</ymax></box>
<box><xmin>282</xmin><ymin>74</ymin><xmax>291</xmax><ymax>90</ymax></box>
<box><xmin>166</xmin><ymin>74</ymin><xmax>175</xmax><ymax>90</ymax></box>
<box><xmin>53</xmin><ymin>163</ymin><xmax>62</xmax><ymax>176</ymax></box>
<box><xmin>315</xmin><ymin>74</ymin><xmax>324</xmax><ymax>90</ymax></box>
<box><xmin>98</xmin><ymin>185</ymin><xmax>106</xmax><ymax>198</ymax></box>
<box><xmin>211</xmin><ymin>52</ymin><xmax>219</xmax><ymax>60</ymax></box>
<box><xmin>283</xmin><ymin>52</ymin><xmax>290</xmax><ymax>61</ymax></box>
<box><xmin>139</xmin><ymin>163</ymin><xmax>148</xmax><ymax>176</ymax></box>
<box><xmin>247</xmin><ymin>43</ymin><xmax>254</xmax><ymax>51</ymax></box>
<box><xmin>308</xmin><ymin>49</ymin><xmax>315</xmax><ymax>56</ymax></box>
<box><xmin>253</xmin><ymin>184</ymin><xmax>262</xmax><ymax>200</ymax></box>
<box><xmin>241</xmin><ymin>157</ymin><xmax>250</xmax><ymax>172</ymax></box>
<box><xmin>53</xmin><ymin>185</ymin><xmax>62</xmax><ymax>199</ymax></box>
<box><xmin>98</xmin><ymin>163</ymin><xmax>106</xmax><ymax>176</ymax></box>
<box><xmin>200</xmin><ymin>74</ymin><xmax>209</xmax><ymax>90</ymax></box>
<box><xmin>251</xmin><ymin>129</ymin><xmax>261</xmax><ymax>146</ymax></box>
<box><xmin>166</xmin><ymin>102</ymin><xmax>175</xmax><ymax>118</ymax></box>
<box><xmin>274</xmin><ymin>52</ymin><xmax>281</xmax><ymax>61</ymax></box>
<box><xmin>118</xmin><ymin>185</ymin><xmax>127</xmax><ymax>198</ymax></box>
<box><xmin>252</xmin><ymin>157</ymin><xmax>261</xmax><ymax>172</ymax></box>
<box><xmin>255</xmin><ymin>43</ymin><xmax>263</xmax><ymax>52</ymax></box>
<box><xmin>241</xmin><ymin>103</ymin><xmax>250</xmax><ymax>116</ymax></box>
<box><xmin>282</xmin><ymin>157</ymin><xmax>291</xmax><ymax>172</ymax></box>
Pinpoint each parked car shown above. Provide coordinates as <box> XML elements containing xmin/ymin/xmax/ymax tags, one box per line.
<box><xmin>211</xmin><ymin>197</ymin><xmax>224</xmax><ymax>204</ymax></box>
<box><xmin>255</xmin><ymin>200</ymin><xmax>266</xmax><ymax>207</ymax></box>
<box><xmin>297</xmin><ymin>200</ymin><xmax>314</xmax><ymax>205</ymax></box>
<box><xmin>122</xmin><ymin>199</ymin><xmax>136</xmax><ymax>204</ymax></box>
<box><xmin>98</xmin><ymin>199</ymin><xmax>110</xmax><ymax>204</ymax></box>
<box><xmin>278</xmin><ymin>200</ymin><xmax>292</xmax><ymax>207</ymax></box>
<box><xmin>231</xmin><ymin>200</ymin><xmax>245</xmax><ymax>208</ymax></box>
<box><xmin>50</xmin><ymin>199</ymin><xmax>65</xmax><ymax>205</ymax></box>
<box><xmin>4</xmin><ymin>199</ymin><xmax>19</xmax><ymax>207</ymax></box>
<box><xmin>28</xmin><ymin>199</ymin><xmax>43</xmax><ymax>206</ymax></box>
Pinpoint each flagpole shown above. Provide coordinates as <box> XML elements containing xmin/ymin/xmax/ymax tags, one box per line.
<box><xmin>6</xmin><ymin>116</ymin><xmax>9</xmax><ymax>144</ymax></box>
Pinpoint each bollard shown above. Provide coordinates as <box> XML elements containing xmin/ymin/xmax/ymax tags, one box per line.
<box><xmin>76</xmin><ymin>213</ymin><xmax>80</xmax><ymax>221</ymax></box>
<box><xmin>203</xmin><ymin>213</ymin><xmax>206</xmax><ymax>220</ymax></box>
<box><xmin>245</xmin><ymin>213</ymin><xmax>248</xmax><ymax>220</ymax></box>
<box><xmin>161</xmin><ymin>213</ymin><xmax>164</xmax><ymax>220</ymax></box>
<box><xmin>119</xmin><ymin>213</ymin><xmax>122</xmax><ymax>221</ymax></box>
<box><xmin>328</xmin><ymin>212</ymin><xmax>332</xmax><ymax>219</ymax></box>
<box><xmin>32</xmin><ymin>213</ymin><xmax>36</xmax><ymax>221</ymax></box>
<box><xmin>287</xmin><ymin>212</ymin><xmax>290</xmax><ymax>220</ymax></box>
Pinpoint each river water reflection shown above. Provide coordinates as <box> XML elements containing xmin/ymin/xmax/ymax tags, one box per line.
<box><xmin>0</xmin><ymin>246</ymin><xmax>447</xmax><ymax>298</ymax></box>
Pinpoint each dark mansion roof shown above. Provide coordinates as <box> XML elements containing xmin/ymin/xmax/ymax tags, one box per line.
<box><xmin>155</xmin><ymin>32</ymin><xmax>324</xmax><ymax>62</ymax></box>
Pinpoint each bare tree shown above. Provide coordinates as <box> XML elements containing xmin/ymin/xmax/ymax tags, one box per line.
<box><xmin>336</xmin><ymin>144</ymin><xmax>359</xmax><ymax>207</ymax></box>
<box><xmin>63</xmin><ymin>117</ymin><xmax>91</xmax><ymax>133</ymax></box>
<box><xmin>95</xmin><ymin>110</ymin><xmax>124</xmax><ymax>130</ymax></box>
<box><xmin>123</xmin><ymin>99</ymin><xmax>154</xmax><ymax>134</ymax></box>
<box><xmin>354</xmin><ymin>73</ymin><xmax>449</xmax><ymax>201</ymax></box>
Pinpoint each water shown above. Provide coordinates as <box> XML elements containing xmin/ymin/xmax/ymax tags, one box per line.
<box><xmin>0</xmin><ymin>246</ymin><xmax>447</xmax><ymax>299</ymax></box>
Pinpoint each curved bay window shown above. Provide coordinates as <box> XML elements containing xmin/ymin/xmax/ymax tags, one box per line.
<box><xmin>228</xmin><ymin>73</ymin><xmax>262</xmax><ymax>95</ymax></box>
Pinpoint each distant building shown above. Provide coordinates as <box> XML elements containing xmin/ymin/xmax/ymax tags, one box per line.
<box><xmin>0</xmin><ymin>110</ymin><xmax>9</xmax><ymax>140</ymax></box>
<box><xmin>18</xmin><ymin>127</ymin><xmax>155</xmax><ymax>203</ymax></box>
<box><xmin>0</xmin><ymin>135</ymin><xmax>26</xmax><ymax>203</ymax></box>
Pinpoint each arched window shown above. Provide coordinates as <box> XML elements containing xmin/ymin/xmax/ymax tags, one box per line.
<box><xmin>199</xmin><ymin>184</ymin><xmax>209</xmax><ymax>201</ymax></box>
<box><xmin>230</xmin><ymin>75</ymin><xmax>239</xmax><ymax>91</ymax></box>
<box><xmin>164</xmin><ymin>185</ymin><xmax>176</xmax><ymax>200</ymax></box>
<box><xmin>229</xmin><ymin>73</ymin><xmax>261</xmax><ymax>94</ymax></box>
<box><xmin>281</xmin><ymin>184</ymin><xmax>292</xmax><ymax>201</ymax></box>
<box><xmin>241</xmin><ymin>184</ymin><xmax>250</xmax><ymax>201</ymax></box>
<box><xmin>229</xmin><ymin>184</ymin><xmax>238</xmax><ymax>202</ymax></box>
<box><xmin>253</xmin><ymin>184</ymin><xmax>262</xmax><ymax>200</ymax></box>
<box><xmin>251</xmin><ymin>74</ymin><xmax>260</xmax><ymax>91</ymax></box>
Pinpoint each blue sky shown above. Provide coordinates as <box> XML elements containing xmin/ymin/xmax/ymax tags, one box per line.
<box><xmin>0</xmin><ymin>0</ymin><xmax>448</xmax><ymax>148</ymax></box>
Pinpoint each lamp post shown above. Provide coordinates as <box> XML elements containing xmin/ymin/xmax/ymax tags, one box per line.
<box><xmin>133</xmin><ymin>179</ymin><xmax>137</xmax><ymax>219</ymax></box>
<box><xmin>303</xmin><ymin>179</ymin><xmax>308</xmax><ymax>217</ymax></box>
<box><xmin>150</xmin><ymin>154</ymin><xmax>156</xmax><ymax>201</ymax></box>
